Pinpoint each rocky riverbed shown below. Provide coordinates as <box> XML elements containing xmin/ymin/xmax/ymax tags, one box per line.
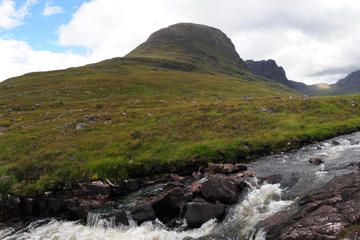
<box><xmin>0</xmin><ymin>162</ymin><xmax>253</xmax><ymax>231</ymax></box>
<box><xmin>2</xmin><ymin>132</ymin><xmax>360</xmax><ymax>239</ymax></box>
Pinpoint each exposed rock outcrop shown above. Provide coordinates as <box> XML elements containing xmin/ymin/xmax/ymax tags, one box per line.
<box><xmin>264</xmin><ymin>171</ymin><xmax>360</xmax><ymax>240</ymax></box>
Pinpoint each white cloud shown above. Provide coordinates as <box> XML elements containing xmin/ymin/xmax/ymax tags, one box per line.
<box><xmin>0</xmin><ymin>37</ymin><xmax>90</xmax><ymax>81</ymax></box>
<box><xmin>56</xmin><ymin>0</ymin><xmax>360</xmax><ymax>84</ymax></box>
<box><xmin>43</xmin><ymin>1</ymin><xmax>63</xmax><ymax>16</ymax></box>
<box><xmin>0</xmin><ymin>0</ymin><xmax>37</xmax><ymax>29</ymax></box>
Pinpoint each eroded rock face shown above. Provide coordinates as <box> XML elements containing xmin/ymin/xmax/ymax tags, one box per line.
<box><xmin>264</xmin><ymin>172</ymin><xmax>360</xmax><ymax>240</ymax></box>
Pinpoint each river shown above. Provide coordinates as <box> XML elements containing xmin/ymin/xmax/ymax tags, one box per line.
<box><xmin>1</xmin><ymin>132</ymin><xmax>360</xmax><ymax>240</ymax></box>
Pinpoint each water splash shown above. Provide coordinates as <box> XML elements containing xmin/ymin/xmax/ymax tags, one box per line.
<box><xmin>0</xmin><ymin>179</ymin><xmax>292</xmax><ymax>240</ymax></box>
<box><xmin>87</xmin><ymin>211</ymin><xmax>116</xmax><ymax>228</ymax></box>
<box><xmin>1</xmin><ymin>218</ymin><xmax>217</xmax><ymax>240</ymax></box>
<box><xmin>210</xmin><ymin>178</ymin><xmax>293</xmax><ymax>240</ymax></box>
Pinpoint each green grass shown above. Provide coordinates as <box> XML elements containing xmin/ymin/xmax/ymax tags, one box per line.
<box><xmin>0</xmin><ymin>57</ymin><xmax>360</xmax><ymax>196</ymax></box>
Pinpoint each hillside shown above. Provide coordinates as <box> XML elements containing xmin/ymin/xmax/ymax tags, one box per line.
<box><xmin>1</xmin><ymin>23</ymin><xmax>360</xmax><ymax>197</ymax></box>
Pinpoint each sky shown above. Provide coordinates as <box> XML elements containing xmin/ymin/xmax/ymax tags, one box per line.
<box><xmin>1</xmin><ymin>0</ymin><xmax>360</xmax><ymax>84</ymax></box>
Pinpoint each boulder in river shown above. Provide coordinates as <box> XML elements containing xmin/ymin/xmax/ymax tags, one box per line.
<box><xmin>309</xmin><ymin>157</ymin><xmax>323</xmax><ymax>165</ymax></box>
<box><xmin>201</xmin><ymin>175</ymin><xmax>238</xmax><ymax>204</ymax></box>
<box><xmin>184</xmin><ymin>200</ymin><xmax>226</xmax><ymax>228</ymax></box>
<box><xmin>151</xmin><ymin>186</ymin><xmax>187</xmax><ymax>223</ymax></box>
<box><xmin>131</xmin><ymin>202</ymin><xmax>156</xmax><ymax>224</ymax></box>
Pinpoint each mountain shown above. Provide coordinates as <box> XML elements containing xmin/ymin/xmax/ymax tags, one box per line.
<box><xmin>332</xmin><ymin>70</ymin><xmax>360</xmax><ymax>95</ymax></box>
<box><xmin>127</xmin><ymin>23</ymin><xmax>248</xmax><ymax>74</ymax></box>
<box><xmin>245</xmin><ymin>59</ymin><xmax>360</xmax><ymax>96</ymax></box>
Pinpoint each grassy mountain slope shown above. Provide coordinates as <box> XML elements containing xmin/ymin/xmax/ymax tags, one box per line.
<box><xmin>1</xmin><ymin>23</ymin><xmax>360</xmax><ymax>196</ymax></box>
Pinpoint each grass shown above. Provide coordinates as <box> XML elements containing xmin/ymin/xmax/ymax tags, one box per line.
<box><xmin>0</xmin><ymin>56</ymin><xmax>360</xmax><ymax>197</ymax></box>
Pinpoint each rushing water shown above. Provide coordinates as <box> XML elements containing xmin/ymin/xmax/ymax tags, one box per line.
<box><xmin>2</xmin><ymin>132</ymin><xmax>360</xmax><ymax>240</ymax></box>
<box><xmin>0</xmin><ymin>178</ymin><xmax>291</xmax><ymax>240</ymax></box>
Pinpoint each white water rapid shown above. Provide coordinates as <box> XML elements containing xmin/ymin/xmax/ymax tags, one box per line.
<box><xmin>0</xmin><ymin>178</ymin><xmax>292</xmax><ymax>240</ymax></box>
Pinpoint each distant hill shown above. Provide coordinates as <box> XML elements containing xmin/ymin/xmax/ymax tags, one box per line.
<box><xmin>332</xmin><ymin>70</ymin><xmax>360</xmax><ymax>95</ymax></box>
<box><xmin>245</xmin><ymin>59</ymin><xmax>360</xmax><ymax>96</ymax></box>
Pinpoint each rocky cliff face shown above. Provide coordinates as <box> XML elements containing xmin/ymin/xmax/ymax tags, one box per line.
<box><xmin>126</xmin><ymin>23</ymin><xmax>248</xmax><ymax>74</ymax></box>
<box><xmin>245</xmin><ymin>59</ymin><xmax>313</xmax><ymax>94</ymax></box>
<box><xmin>245</xmin><ymin>60</ymin><xmax>289</xmax><ymax>86</ymax></box>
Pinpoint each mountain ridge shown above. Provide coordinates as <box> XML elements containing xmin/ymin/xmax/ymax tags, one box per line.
<box><xmin>245</xmin><ymin>59</ymin><xmax>360</xmax><ymax>96</ymax></box>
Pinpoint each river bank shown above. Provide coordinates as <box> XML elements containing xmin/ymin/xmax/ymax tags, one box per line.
<box><xmin>2</xmin><ymin>132</ymin><xmax>360</xmax><ymax>239</ymax></box>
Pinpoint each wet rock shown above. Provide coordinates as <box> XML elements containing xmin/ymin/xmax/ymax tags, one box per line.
<box><xmin>131</xmin><ymin>202</ymin><xmax>156</xmax><ymax>224</ymax></box>
<box><xmin>151</xmin><ymin>186</ymin><xmax>187</xmax><ymax>223</ymax></box>
<box><xmin>261</xmin><ymin>174</ymin><xmax>283</xmax><ymax>184</ymax></box>
<box><xmin>234</xmin><ymin>164</ymin><xmax>248</xmax><ymax>172</ymax></box>
<box><xmin>201</xmin><ymin>175</ymin><xmax>238</xmax><ymax>204</ymax></box>
<box><xmin>36</xmin><ymin>198</ymin><xmax>48</xmax><ymax>213</ymax></box>
<box><xmin>170</xmin><ymin>174</ymin><xmax>185</xmax><ymax>182</ymax></box>
<box><xmin>21</xmin><ymin>198</ymin><xmax>36</xmax><ymax>215</ymax></box>
<box><xmin>184</xmin><ymin>182</ymin><xmax>202</xmax><ymax>199</ymax></box>
<box><xmin>265</xmin><ymin>172</ymin><xmax>360</xmax><ymax>240</ymax></box>
<box><xmin>125</xmin><ymin>179</ymin><xmax>144</xmax><ymax>192</ymax></box>
<box><xmin>184</xmin><ymin>201</ymin><xmax>225</xmax><ymax>228</ymax></box>
<box><xmin>48</xmin><ymin>198</ymin><xmax>63</xmax><ymax>214</ymax></box>
<box><xmin>107</xmin><ymin>180</ymin><xmax>127</xmax><ymax>195</ymax></box>
<box><xmin>309</xmin><ymin>157</ymin><xmax>323</xmax><ymax>165</ymax></box>
<box><xmin>62</xmin><ymin>199</ymin><xmax>82</xmax><ymax>219</ymax></box>
<box><xmin>63</xmin><ymin>198</ymin><xmax>100</xmax><ymax>220</ymax></box>
<box><xmin>222</xmin><ymin>164</ymin><xmax>235</xmax><ymax>174</ymax></box>
<box><xmin>80</xmin><ymin>181</ymin><xmax>111</xmax><ymax>200</ymax></box>
<box><xmin>113</xmin><ymin>209</ymin><xmax>129</xmax><ymax>226</ymax></box>
<box><xmin>332</xmin><ymin>140</ymin><xmax>341</xmax><ymax>145</ymax></box>
<box><xmin>206</xmin><ymin>163</ymin><xmax>245</xmax><ymax>174</ymax></box>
